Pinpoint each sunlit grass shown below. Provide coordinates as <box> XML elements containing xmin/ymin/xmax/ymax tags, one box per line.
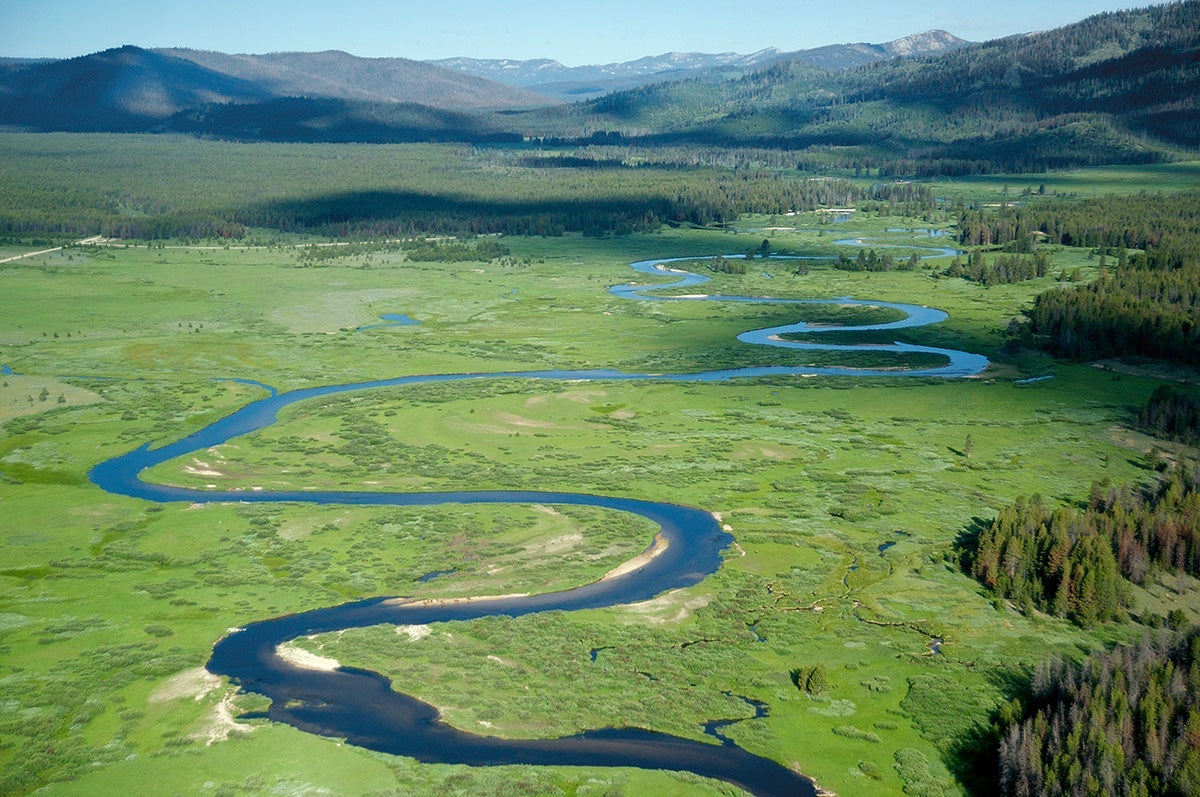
<box><xmin>2</xmin><ymin>217</ymin><xmax>1195</xmax><ymax>795</ymax></box>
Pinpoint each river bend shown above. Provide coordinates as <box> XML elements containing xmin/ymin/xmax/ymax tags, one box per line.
<box><xmin>89</xmin><ymin>253</ymin><xmax>987</xmax><ymax>796</ymax></box>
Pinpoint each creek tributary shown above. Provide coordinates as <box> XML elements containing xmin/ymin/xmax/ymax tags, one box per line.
<box><xmin>89</xmin><ymin>253</ymin><xmax>987</xmax><ymax>796</ymax></box>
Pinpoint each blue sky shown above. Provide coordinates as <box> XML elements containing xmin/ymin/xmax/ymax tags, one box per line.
<box><xmin>0</xmin><ymin>0</ymin><xmax>1163</xmax><ymax>64</ymax></box>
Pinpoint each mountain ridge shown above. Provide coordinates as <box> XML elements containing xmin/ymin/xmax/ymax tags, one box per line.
<box><xmin>156</xmin><ymin>48</ymin><xmax>555</xmax><ymax>108</ymax></box>
<box><xmin>0</xmin><ymin>3</ymin><xmax>1194</xmax><ymax>176</ymax></box>
<box><xmin>0</xmin><ymin>44</ymin><xmax>556</xmax><ymax>133</ymax></box>
<box><xmin>430</xmin><ymin>30</ymin><xmax>970</xmax><ymax>100</ymax></box>
<box><xmin>551</xmin><ymin>1</ymin><xmax>1199</xmax><ymax>171</ymax></box>
<box><xmin>0</xmin><ymin>45</ymin><xmax>273</xmax><ymax>132</ymax></box>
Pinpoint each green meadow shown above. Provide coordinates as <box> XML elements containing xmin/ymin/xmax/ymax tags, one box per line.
<box><xmin>927</xmin><ymin>161</ymin><xmax>1200</xmax><ymax>203</ymax></box>
<box><xmin>2</xmin><ymin>163</ymin><xmax>1197</xmax><ymax>796</ymax></box>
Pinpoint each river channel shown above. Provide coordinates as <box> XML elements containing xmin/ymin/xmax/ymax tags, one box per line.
<box><xmin>89</xmin><ymin>252</ymin><xmax>986</xmax><ymax>796</ymax></box>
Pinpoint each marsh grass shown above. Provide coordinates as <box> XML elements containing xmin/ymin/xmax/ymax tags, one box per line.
<box><xmin>1</xmin><ymin>207</ymin><xmax>1196</xmax><ymax>795</ymax></box>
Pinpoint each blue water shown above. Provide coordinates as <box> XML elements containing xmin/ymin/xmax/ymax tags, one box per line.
<box><xmin>706</xmin><ymin>694</ymin><xmax>770</xmax><ymax>746</ymax></box>
<box><xmin>417</xmin><ymin>568</ymin><xmax>458</xmax><ymax>583</ymax></box>
<box><xmin>830</xmin><ymin>236</ymin><xmax>958</xmax><ymax>255</ymax></box>
<box><xmin>355</xmin><ymin>313</ymin><xmax>421</xmax><ymax>331</ymax></box>
<box><xmin>613</xmin><ymin>256</ymin><xmax>988</xmax><ymax>378</ymax></box>
<box><xmin>87</xmin><ymin>253</ymin><xmax>991</xmax><ymax>796</ymax></box>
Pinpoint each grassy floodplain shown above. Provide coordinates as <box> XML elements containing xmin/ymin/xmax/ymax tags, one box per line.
<box><xmin>1</xmin><ymin>136</ymin><xmax>1198</xmax><ymax>796</ymax></box>
<box><xmin>926</xmin><ymin>161</ymin><xmax>1200</xmax><ymax>203</ymax></box>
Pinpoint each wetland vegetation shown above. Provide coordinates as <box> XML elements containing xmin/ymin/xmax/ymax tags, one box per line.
<box><xmin>0</xmin><ymin>128</ymin><xmax>1198</xmax><ymax>796</ymax></box>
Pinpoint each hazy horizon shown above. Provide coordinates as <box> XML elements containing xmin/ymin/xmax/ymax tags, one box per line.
<box><xmin>0</xmin><ymin>0</ymin><xmax>1171</xmax><ymax>67</ymax></box>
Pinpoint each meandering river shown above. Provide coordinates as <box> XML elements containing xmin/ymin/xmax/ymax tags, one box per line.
<box><xmin>89</xmin><ymin>252</ymin><xmax>986</xmax><ymax>796</ymax></box>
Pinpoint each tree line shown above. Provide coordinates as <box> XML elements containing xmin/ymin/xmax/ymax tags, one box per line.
<box><xmin>944</xmin><ymin>250</ymin><xmax>1050</xmax><ymax>285</ymax></box>
<box><xmin>964</xmin><ymin>465</ymin><xmax>1200</xmax><ymax>628</ymax></box>
<box><xmin>973</xmin><ymin>190</ymin><xmax>1200</xmax><ymax>365</ymax></box>
<box><xmin>956</xmin><ymin>191</ymin><xmax>1200</xmax><ymax>252</ymax></box>
<box><xmin>832</xmin><ymin>248</ymin><xmax>919</xmax><ymax>273</ymax></box>
<box><xmin>0</xmin><ymin>135</ymin><xmax>941</xmax><ymax>242</ymax></box>
<box><xmin>295</xmin><ymin>238</ymin><xmax>511</xmax><ymax>264</ymax></box>
<box><xmin>1139</xmin><ymin>386</ymin><xmax>1200</xmax><ymax>446</ymax></box>
<box><xmin>1021</xmin><ymin>266</ymin><xmax>1200</xmax><ymax>364</ymax></box>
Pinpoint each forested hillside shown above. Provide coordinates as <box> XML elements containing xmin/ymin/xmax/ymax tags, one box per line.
<box><xmin>0</xmin><ymin>46</ymin><xmax>272</xmax><ymax>132</ymax></box>
<box><xmin>837</xmin><ymin>1</ymin><xmax>1200</xmax><ymax>150</ymax></box>
<box><xmin>0</xmin><ymin>45</ymin><xmax>553</xmax><ymax>135</ymax></box>
<box><xmin>430</xmin><ymin>30</ymin><xmax>968</xmax><ymax>102</ymax></box>
<box><xmin>553</xmin><ymin>1</ymin><xmax>1199</xmax><ymax>172</ymax></box>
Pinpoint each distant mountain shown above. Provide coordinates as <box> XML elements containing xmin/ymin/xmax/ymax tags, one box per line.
<box><xmin>430</xmin><ymin>31</ymin><xmax>970</xmax><ymax>101</ymax></box>
<box><xmin>157</xmin><ymin>49</ymin><xmax>555</xmax><ymax>109</ymax></box>
<box><xmin>533</xmin><ymin>1</ymin><xmax>1200</xmax><ymax>171</ymax></box>
<box><xmin>0</xmin><ymin>45</ymin><xmax>556</xmax><ymax>133</ymax></box>
<box><xmin>0</xmin><ymin>4</ymin><xmax>1192</xmax><ymax>175</ymax></box>
<box><xmin>0</xmin><ymin>46</ymin><xmax>273</xmax><ymax>131</ymax></box>
<box><xmin>796</xmin><ymin>30</ymin><xmax>969</xmax><ymax>70</ymax></box>
<box><xmin>430</xmin><ymin>48</ymin><xmax>786</xmax><ymax>100</ymax></box>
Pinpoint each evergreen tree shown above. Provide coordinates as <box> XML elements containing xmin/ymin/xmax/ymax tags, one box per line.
<box><xmin>965</xmin><ymin>467</ymin><xmax>1200</xmax><ymax>627</ymax></box>
<box><xmin>1000</xmin><ymin>627</ymin><xmax>1200</xmax><ymax>797</ymax></box>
